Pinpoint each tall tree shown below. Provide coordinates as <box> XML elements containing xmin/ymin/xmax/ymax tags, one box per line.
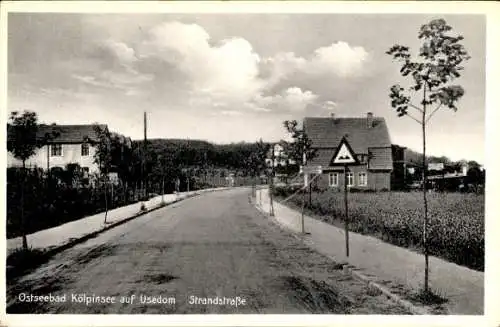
<box><xmin>92</xmin><ymin>124</ymin><xmax>112</xmax><ymax>223</ymax></box>
<box><xmin>7</xmin><ymin>111</ymin><xmax>58</xmax><ymax>249</ymax></box>
<box><xmin>386</xmin><ymin>18</ymin><xmax>470</xmax><ymax>293</ymax></box>
<box><xmin>283</xmin><ymin>120</ymin><xmax>317</xmax><ymax>167</ymax></box>
<box><xmin>244</xmin><ymin>139</ymin><xmax>270</xmax><ymax>195</ymax></box>
<box><xmin>283</xmin><ymin>120</ymin><xmax>318</xmax><ymax>204</ymax></box>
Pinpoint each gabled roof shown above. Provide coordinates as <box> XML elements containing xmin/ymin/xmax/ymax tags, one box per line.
<box><xmin>304</xmin><ymin>116</ymin><xmax>393</xmax><ymax>170</ymax></box>
<box><xmin>7</xmin><ymin>124</ymin><xmax>108</xmax><ymax>144</ymax></box>
<box><xmin>304</xmin><ymin>116</ymin><xmax>392</xmax><ymax>152</ymax></box>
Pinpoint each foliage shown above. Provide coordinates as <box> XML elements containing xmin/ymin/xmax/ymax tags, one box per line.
<box><xmin>243</xmin><ymin>139</ymin><xmax>271</xmax><ymax>178</ymax></box>
<box><xmin>282</xmin><ymin>120</ymin><xmax>317</xmax><ymax>168</ymax></box>
<box><xmin>7</xmin><ymin>111</ymin><xmax>59</xmax><ymax>163</ymax></box>
<box><xmin>91</xmin><ymin>124</ymin><xmax>112</xmax><ymax>175</ymax></box>
<box><xmin>6</xmin><ymin>248</ymin><xmax>49</xmax><ymax>279</ymax></box>
<box><xmin>136</xmin><ymin>138</ymin><xmax>272</xmax><ymax>189</ymax></box>
<box><xmin>386</xmin><ymin>18</ymin><xmax>470</xmax><ymax>291</ymax></box>
<box><xmin>6</xmin><ymin>167</ymin><xmax>140</xmax><ymax>238</ymax></box>
<box><xmin>387</xmin><ymin>19</ymin><xmax>470</xmax><ymax>117</ymax></box>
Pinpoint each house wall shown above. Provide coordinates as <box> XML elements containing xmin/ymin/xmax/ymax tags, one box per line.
<box><xmin>368</xmin><ymin>171</ymin><xmax>391</xmax><ymax>190</ymax></box>
<box><xmin>368</xmin><ymin>147</ymin><xmax>393</xmax><ymax>170</ymax></box>
<box><xmin>307</xmin><ymin>165</ymin><xmax>390</xmax><ymax>191</ymax></box>
<box><xmin>7</xmin><ymin>143</ymin><xmax>99</xmax><ymax>173</ymax></box>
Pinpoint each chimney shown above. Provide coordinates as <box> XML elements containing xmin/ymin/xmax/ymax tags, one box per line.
<box><xmin>367</xmin><ymin>112</ymin><xmax>374</xmax><ymax>128</ymax></box>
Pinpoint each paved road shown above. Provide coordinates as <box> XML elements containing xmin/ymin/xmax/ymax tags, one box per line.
<box><xmin>7</xmin><ymin>188</ymin><xmax>407</xmax><ymax>314</ymax></box>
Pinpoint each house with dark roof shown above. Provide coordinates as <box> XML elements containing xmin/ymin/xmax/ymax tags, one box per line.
<box><xmin>7</xmin><ymin>124</ymin><xmax>126</xmax><ymax>175</ymax></box>
<box><xmin>303</xmin><ymin>112</ymin><xmax>393</xmax><ymax>191</ymax></box>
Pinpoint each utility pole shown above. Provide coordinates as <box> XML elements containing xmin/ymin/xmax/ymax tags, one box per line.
<box><xmin>143</xmin><ymin>111</ymin><xmax>148</xmax><ymax>199</ymax></box>
<box><xmin>344</xmin><ymin>164</ymin><xmax>349</xmax><ymax>257</ymax></box>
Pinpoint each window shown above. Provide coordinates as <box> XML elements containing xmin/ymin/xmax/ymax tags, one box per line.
<box><xmin>50</xmin><ymin>144</ymin><xmax>62</xmax><ymax>157</ymax></box>
<box><xmin>81</xmin><ymin>143</ymin><xmax>89</xmax><ymax>156</ymax></box>
<box><xmin>358</xmin><ymin>172</ymin><xmax>368</xmax><ymax>186</ymax></box>
<box><xmin>357</xmin><ymin>154</ymin><xmax>367</xmax><ymax>164</ymax></box>
<box><xmin>329</xmin><ymin>172</ymin><xmax>339</xmax><ymax>187</ymax></box>
<box><xmin>347</xmin><ymin>172</ymin><xmax>354</xmax><ymax>187</ymax></box>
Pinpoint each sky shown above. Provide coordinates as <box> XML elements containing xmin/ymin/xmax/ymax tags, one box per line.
<box><xmin>7</xmin><ymin>13</ymin><xmax>485</xmax><ymax>164</ymax></box>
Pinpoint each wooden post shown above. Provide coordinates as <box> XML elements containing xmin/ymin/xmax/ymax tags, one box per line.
<box><xmin>269</xmin><ymin>150</ymin><xmax>275</xmax><ymax>217</ymax></box>
<box><xmin>143</xmin><ymin>111</ymin><xmax>148</xmax><ymax>198</ymax></box>
<box><xmin>309</xmin><ymin>176</ymin><xmax>312</xmax><ymax>207</ymax></box>
<box><xmin>161</xmin><ymin>176</ymin><xmax>165</xmax><ymax>204</ymax></box>
<box><xmin>344</xmin><ymin>165</ymin><xmax>349</xmax><ymax>257</ymax></box>
<box><xmin>301</xmin><ymin>184</ymin><xmax>306</xmax><ymax>234</ymax></box>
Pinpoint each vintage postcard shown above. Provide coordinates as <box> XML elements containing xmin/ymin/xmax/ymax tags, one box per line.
<box><xmin>1</xmin><ymin>1</ymin><xmax>499</xmax><ymax>327</ymax></box>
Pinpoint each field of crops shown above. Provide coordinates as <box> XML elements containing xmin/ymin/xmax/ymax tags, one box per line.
<box><xmin>274</xmin><ymin>187</ymin><xmax>484</xmax><ymax>271</ymax></box>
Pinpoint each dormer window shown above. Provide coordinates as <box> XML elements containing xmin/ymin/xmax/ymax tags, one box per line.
<box><xmin>357</xmin><ymin>154</ymin><xmax>368</xmax><ymax>164</ymax></box>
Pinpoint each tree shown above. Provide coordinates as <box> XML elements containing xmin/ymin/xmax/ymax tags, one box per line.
<box><xmin>243</xmin><ymin>139</ymin><xmax>270</xmax><ymax>196</ymax></box>
<box><xmin>283</xmin><ymin>120</ymin><xmax>317</xmax><ymax>204</ymax></box>
<box><xmin>283</xmin><ymin>120</ymin><xmax>317</xmax><ymax>167</ymax></box>
<box><xmin>92</xmin><ymin>124</ymin><xmax>112</xmax><ymax>223</ymax></box>
<box><xmin>7</xmin><ymin>111</ymin><xmax>58</xmax><ymax>249</ymax></box>
<box><xmin>386</xmin><ymin>18</ymin><xmax>470</xmax><ymax>293</ymax></box>
<box><xmin>466</xmin><ymin>165</ymin><xmax>483</xmax><ymax>192</ymax></box>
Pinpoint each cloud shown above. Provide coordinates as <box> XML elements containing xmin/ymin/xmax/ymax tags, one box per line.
<box><xmin>261</xmin><ymin>41</ymin><xmax>370</xmax><ymax>89</ymax></box>
<box><xmin>138</xmin><ymin>21</ymin><xmax>263</xmax><ymax>105</ymax></box>
<box><xmin>321</xmin><ymin>100</ymin><xmax>338</xmax><ymax>110</ymax></box>
<box><xmin>220</xmin><ymin>110</ymin><xmax>243</xmax><ymax>116</ymax></box>
<box><xmin>13</xmin><ymin>18</ymin><xmax>370</xmax><ymax>117</ymax></box>
<box><xmin>250</xmin><ymin>87</ymin><xmax>319</xmax><ymax>113</ymax></box>
<box><xmin>101</xmin><ymin>39</ymin><xmax>138</xmax><ymax>66</ymax></box>
<box><xmin>310</xmin><ymin>41</ymin><xmax>369</xmax><ymax>77</ymax></box>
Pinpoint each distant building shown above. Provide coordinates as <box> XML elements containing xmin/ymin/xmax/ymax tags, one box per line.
<box><xmin>7</xmin><ymin>124</ymin><xmax>131</xmax><ymax>176</ymax></box>
<box><xmin>303</xmin><ymin>112</ymin><xmax>393</xmax><ymax>191</ymax></box>
<box><xmin>265</xmin><ymin>143</ymin><xmax>295</xmax><ymax>168</ymax></box>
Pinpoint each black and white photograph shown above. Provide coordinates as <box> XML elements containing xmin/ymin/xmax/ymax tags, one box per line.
<box><xmin>1</xmin><ymin>2</ymin><xmax>498</xmax><ymax>326</ymax></box>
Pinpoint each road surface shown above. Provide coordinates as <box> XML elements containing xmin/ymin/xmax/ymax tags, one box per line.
<box><xmin>6</xmin><ymin>188</ymin><xmax>407</xmax><ymax>314</ymax></box>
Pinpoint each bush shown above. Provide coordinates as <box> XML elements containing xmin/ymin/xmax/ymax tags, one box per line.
<box><xmin>7</xmin><ymin>248</ymin><xmax>49</xmax><ymax>278</ymax></box>
<box><xmin>272</xmin><ymin>184</ymin><xmax>303</xmax><ymax>198</ymax></box>
<box><xmin>7</xmin><ymin>168</ymin><xmax>144</xmax><ymax>238</ymax></box>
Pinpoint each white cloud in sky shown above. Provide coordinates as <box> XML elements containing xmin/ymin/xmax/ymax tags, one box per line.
<box><xmin>64</xmin><ymin>21</ymin><xmax>370</xmax><ymax>115</ymax></box>
<box><xmin>138</xmin><ymin>21</ymin><xmax>264</xmax><ymax>104</ymax></box>
<box><xmin>261</xmin><ymin>41</ymin><xmax>370</xmax><ymax>89</ymax></box>
<box><xmin>7</xmin><ymin>14</ymin><xmax>484</xmax><ymax>163</ymax></box>
<box><xmin>310</xmin><ymin>41</ymin><xmax>369</xmax><ymax>77</ymax></box>
<box><xmin>101</xmin><ymin>39</ymin><xmax>138</xmax><ymax>66</ymax></box>
<box><xmin>250</xmin><ymin>87</ymin><xmax>319</xmax><ymax>113</ymax></box>
<box><xmin>220</xmin><ymin>110</ymin><xmax>243</xmax><ymax>116</ymax></box>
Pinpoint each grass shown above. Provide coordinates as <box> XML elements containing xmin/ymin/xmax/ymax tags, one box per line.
<box><xmin>275</xmin><ymin>188</ymin><xmax>484</xmax><ymax>271</ymax></box>
<box><xmin>7</xmin><ymin>248</ymin><xmax>50</xmax><ymax>280</ymax></box>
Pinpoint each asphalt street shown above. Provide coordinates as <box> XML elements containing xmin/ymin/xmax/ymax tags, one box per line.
<box><xmin>6</xmin><ymin>188</ymin><xmax>407</xmax><ymax>314</ymax></box>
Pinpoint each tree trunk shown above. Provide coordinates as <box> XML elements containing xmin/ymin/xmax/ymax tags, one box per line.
<box><xmin>309</xmin><ymin>178</ymin><xmax>312</xmax><ymax>207</ymax></box>
<box><xmin>104</xmin><ymin>177</ymin><xmax>109</xmax><ymax>224</ymax></box>
<box><xmin>124</xmin><ymin>181</ymin><xmax>128</xmax><ymax>204</ymax></box>
<box><xmin>110</xmin><ymin>181</ymin><xmax>114</xmax><ymax>209</ymax></box>
<box><xmin>422</xmin><ymin>83</ymin><xmax>429</xmax><ymax>293</ymax></box>
<box><xmin>21</xmin><ymin>160</ymin><xmax>28</xmax><ymax>250</ymax></box>
<box><xmin>161</xmin><ymin>176</ymin><xmax>165</xmax><ymax>204</ymax></box>
<box><xmin>269</xmin><ymin>171</ymin><xmax>274</xmax><ymax>217</ymax></box>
